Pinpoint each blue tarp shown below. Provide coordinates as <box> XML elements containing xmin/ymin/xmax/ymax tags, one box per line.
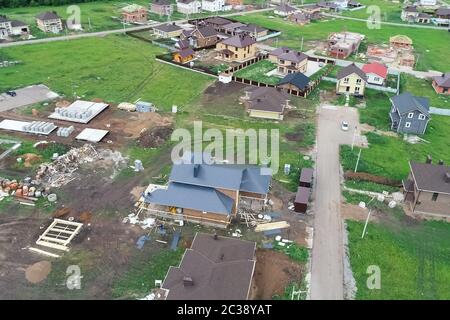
<box><xmin>264</xmin><ymin>229</ymin><xmax>282</xmax><ymax>236</ymax></box>
<box><xmin>170</xmin><ymin>231</ymin><xmax>181</xmax><ymax>251</ymax></box>
<box><xmin>262</xmin><ymin>242</ymin><xmax>274</xmax><ymax>249</ymax></box>
<box><xmin>136</xmin><ymin>235</ymin><xmax>151</xmax><ymax>249</ymax></box>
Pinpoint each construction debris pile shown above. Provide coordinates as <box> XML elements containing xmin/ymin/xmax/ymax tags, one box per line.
<box><xmin>137</xmin><ymin>126</ymin><xmax>173</xmax><ymax>148</ymax></box>
<box><xmin>34</xmin><ymin>144</ymin><xmax>99</xmax><ymax>188</ymax></box>
<box><xmin>0</xmin><ymin>176</ymin><xmax>53</xmax><ymax>205</ymax></box>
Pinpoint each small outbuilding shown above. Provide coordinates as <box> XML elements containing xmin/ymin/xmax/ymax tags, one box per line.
<box><xmin>294</xmin><ymin>186</ymin><xmax>311</xmax><ymax>213</ymax></box>
<box><xmin>173</xmin><ymin>47</ymin><xmax>195</xmax><ymax>64</ymax></box>
<box><xmin>299</xmin><ymin>168</ymin><xmax>313</xmax><ymax>188</ymax></box>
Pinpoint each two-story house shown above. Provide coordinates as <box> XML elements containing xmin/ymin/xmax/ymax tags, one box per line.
<box><xmin>121</xmin><ymin>4</ymin><xmax>148</xmax><ymax>23</ymax></box>
<box><xmin>268</xmin><ymin>47</ymin><xmax>308</xmax><ymax>75</ymax></box>
<box><xmin>36</xmin><ymin>11</ymin><xmax>63</xmax><ymax>33</ymax></box>
<box><xmin>336</xmin><ymin>63</ymin><xmax>367</xmax><ymax>96</ymax></box>
<box><xmin>180</xmin><ymin>25</ymin><xmax>219</xmax><ymax>48</ymax></box>
<box><xmin>0</xmin><ymin>16</ymin><xmax>29</xmax><ymax>39</ymax></box>
<box><xmin>216</xmin><ymin>34</ymin><xmax>257</xmax><ymax>62</ymax></box>
<box><xmin>142</xmin><ymin>162</ymin><xmax>271</xmax><ymax>228</ymax></box>
<box><xmin>274</xmin><ymin>3</ymin><xmax>297</xmax><ymax>16</ymax></box>
<box><xmin>176</xmin><ymin>0</ymin><xmax>202</xmax><ymax>14</ymax></box>
<box><xmin>403</xmin><ymin>157</ymin><xmax>450</xmax><ymax>218</ymax></box>
<box><xmin>389</xmin><ymin>92</ymin><xmax>430</xmax><ymax>135</ymax></box>
<box><xmin>432</xmin><ymin>72</ymin><xmax>450</xmax><ymax>95</ymax></box>
<box><xmin>401</xmin><ymin>6</ymin><xmax>419</xmax><ymax>22</ymax></box>
<box><xmin>201</xmin><ymin>0</ymin><xmax>232</xmax><ymax>12</ymax></box>
<box><xmin>151</xmin><ymin>0</ymin><xmax>174</xmax><ymax>16</ymax></box>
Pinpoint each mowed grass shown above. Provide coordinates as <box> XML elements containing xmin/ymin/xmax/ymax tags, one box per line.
<box><xmin>347</xmin><ymin>218</ymin><xmax>450</xmax><ymax>299</ymax></box>
<box><xmin>341</xmin><ymin>0</ymin><xmax>404</xmax><ymax>23</ymax></box>
<box><xmin>340</xmin><ymin>114</ymin><xmax>450</xmax><ymax>180</ymax></box>
<box><xmin>401</xmin><ymin>74</ymin><xmax>450</xmax><ymax>109</ymax></box>
<box><xmin>0</xmin><ymin>1</ymin><xmax>151</xmax><ymax>36</ymax></box>
<box><xmin>233</xmin><ymin>12</ymin><xmax>450</xmax><ymax>71</ymax></box>
<box><xmin>0</xmin><ymin>34</ymin><xmax>214</xmax><ymax>110</ymax></box>
<box><xmin>234</xmin><ymin>59</ymin><xmax>280</xmax><ymax>85</ymax></box>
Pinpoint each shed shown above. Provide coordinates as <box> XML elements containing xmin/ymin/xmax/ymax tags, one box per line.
<box><xmin>299</xmin><ymin>168</ymin><xmax>313</xmax><ymax>188</ymax></box>
<box><xmin>136</xmin><ymin>101</ymin><xmax>154</xmax><ymax>112</ymax></box>
<box><xmin>294</xmin><ymin>186</ymin><xmax>310</xmax><ymax>213</ymax></box>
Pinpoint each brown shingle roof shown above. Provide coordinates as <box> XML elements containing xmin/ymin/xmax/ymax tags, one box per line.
<box><xmin>433</xmin><ymin>72</ymin><xmax>450</xmax><ymax>88</ymax></box>
<box><xmin>337</xmin><ymin>63</ymin><xmax>367</xmax><ymax>81</ymax></box>
<box><xmin>36</xmin><ymin>11</ymin><xmax>60</xmax><ymax>21</ymax></box>
<box><xmin>410</xmin><ymin>161</ymin><xmax>450</xmax><ymax>194</ymax></box>
<box><xmin>162</xmin><ymin>233</ymin><xmax>256</xmax><ymax>300</ymax></box>
<box><xmin>153</xmin><ymin>23</ymin><xmax>183</xmax><ymax>33</ymax></box>
<box><xmin>246</xmin><ymin>87</ymin><xmax>290</xmax><ymax>113</ymax></box>
<box><xmin>220</xmin><ymin>35</ymin><xmax>256</xmax><ymax>48</ymax></box>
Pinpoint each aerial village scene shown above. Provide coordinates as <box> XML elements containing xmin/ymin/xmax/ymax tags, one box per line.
<box><xmin>0</xmin><ymin>0</ymin><xmax>449</xmax><ymax>302</ymax></box>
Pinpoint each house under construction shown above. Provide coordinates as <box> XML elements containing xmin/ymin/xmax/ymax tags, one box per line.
<box><xmin>139</xmin><ymin>162</ymin><xmax>272</xmax><ymax>228</ymax></box>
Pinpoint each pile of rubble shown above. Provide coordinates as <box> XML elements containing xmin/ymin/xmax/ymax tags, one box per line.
<box><xmin>35</xmin><ymin>144</ymin><xmax>99</xmax><ymax>188</ymax></box>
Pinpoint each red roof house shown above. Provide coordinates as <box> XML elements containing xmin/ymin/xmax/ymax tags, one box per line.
<box><xmin>362</xmin><ymin>62</ymin><xmax>388</xmax><ymax>86</ymax></box>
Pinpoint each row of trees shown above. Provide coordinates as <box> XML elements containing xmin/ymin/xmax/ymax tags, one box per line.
<box><xmin>0</xmin><ymin>0</ymin><xmax>110</xmax><ymax>8</ymax></box>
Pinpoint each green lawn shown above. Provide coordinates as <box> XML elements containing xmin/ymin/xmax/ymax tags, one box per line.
<box><xmin>0</xmin><ymin>34</ymin><xmax>214</xmax><ymax>111</ymax></box>
<box><xmin>112</xmin><ymin>248</ymin><xmax>184</xmax><ymax>299</ymax></box>
<box><xmin>347</xmin><ymin>218</ymin><xmax>450</xmax><ymax>299</ymax></box>
<box><xmin>341</xmin><ymin>0</ymin><xmax>404</xmax><ymax>23</ymax></box>
<box><xmin>0</xmin><ymin>1</ymin><xmax>151</xmax><ymax>37</ymax></box>
<box><xmin>233</xmin><ymin>12</ymin><xmax>450</xmax><ymax>72</ymax></box>
<box><xmin>401</xmin><ymin>74</ymin><xmax>450</xmax><ymax>109</ymax></box>
<box><xmin>340</xmin><ymin>114</ymin><xmax>450</xmax><ymax>180</ymax></box>
<box><xmin>234</xmin><ymin>59</ymin><xmax>280</xmax><ymax>85</ymax></box>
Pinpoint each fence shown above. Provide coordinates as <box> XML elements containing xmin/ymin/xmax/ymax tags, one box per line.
<box><xmin>322</xmin><ymin>77</ymin><xmax>399</xmax><ymax>94</ymax></box>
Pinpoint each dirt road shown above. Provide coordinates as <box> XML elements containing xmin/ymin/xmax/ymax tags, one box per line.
<box><xmin>0</xmin><ymin>8</ymin><xmax>274</xmax><ymax>48</ymax></box>
<box><xmin>310</xmin><ymin>105</ymin><xmax>364</xmax><ymax>300</ymax></box>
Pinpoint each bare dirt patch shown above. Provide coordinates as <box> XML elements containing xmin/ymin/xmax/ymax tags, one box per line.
<box><xmin>341</xmin><ymin>203</ymin><xmax>381</xmax><ymax>222</ymax></box>
<box><xmin>137</xmin><ymin>126</ymin><xmax>173</xmax><ymax>148</ymax></box>
<box><xmin>22</xmin><ymin>153</ymin><xmax>42</xmax><ymax>168</ymax></box>
<box><xmin>251</xmin><ymin>249</ymin><xmax>304</xmax><ymax>299</ymax></box>
<box><xmin>25</xmin><ymin>261</ymin><xmax>51</xmax><ymax>284</ymax></box>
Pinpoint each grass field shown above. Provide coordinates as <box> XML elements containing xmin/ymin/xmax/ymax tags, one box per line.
<box><xmin>233</xmin><ymin>12</ymin><xmax>450</xmax><ymax>72</ymax></box>
<box><xmin>234</xmin><ymin>59</ymin><xmax>280</xmax><ymax>85</ymax></box>
<box><xmin>341</xmin><ymin>0</ymin><xmax>404</xmax><ymax>23</ymax></box>
<box><xmin>340</xmin><ymin>114</ymin><xmax>450</xmax><ymax>180</ymax></box>
<box><xmin>0</xmin><ymin>1</ymin><xmax>151</xmax><ymax>37</ymax></box>
<box><xmin>401</xmin><ymin>74</ymin><xmax>450</xmax><ymax>109</ymax></box>
<box><xmin>347</xmin><ymin>216</ymin><xmax>450</xmax><ymax>299</ymax></box>
<box><xmin>0</xmin><ymin>34</ymin><xmax>214</xmax><ymax>111</ymax></box>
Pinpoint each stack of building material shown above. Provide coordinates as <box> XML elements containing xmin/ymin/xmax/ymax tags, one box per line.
<box><xmin>56</xmin><ymin>126</ymin><xmax>75</xmax><ymax>137</ymax></box>
<box><xmin>22</xmin><ymin>121</ymin><xmax>57</xmax><ymax>135</ymax></box>
<box><xmin>48</xmin><ymin>100</ymin><xmax>109</xmax><ymax>124</ymax></box>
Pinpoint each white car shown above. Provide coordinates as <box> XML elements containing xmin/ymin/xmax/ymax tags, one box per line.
<box><xmin>341</xmin><ymin>121</ymin><xmax>349</xmax><ymax>131</ymax></box>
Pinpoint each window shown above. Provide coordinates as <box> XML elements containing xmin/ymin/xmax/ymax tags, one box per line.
<box><xmin>355</xmin><ymin>87</ymin><xmax>360</xmax><ymax>93</ymax></box>
<box><xmin>356</xmin><ymin>79</ymin><xmax>362</xmax><ymax>84</ymax></box>
<box><xmin>432</xmin><ymin>193</ymin><xmax>438</xmax><ymax>201</ymax></box>
<box><xmin>418</xmin><ymin>114</ymin><xmax>426</xmax><ymax>120</ymax></box>
<box><xmin>280</xmin><ymin>59</ymin><xmax>285</xmax><ymax>64</ymax></box>
<box><xmin>374</xmin><ymin>77</ymin><xmax>380</xmax><ymax>82</ymax></box>
<box><xmin>408</xmin><ymin>112</ymin><xmax>414</xmax><ymax>118</ymax></box>
<box><xmin>343</xmin><ymin>77</ymin><xmax>349</xmax><ymax>84</ymax></box>
<box><xmin>405</xmin><ymin>122</ymin><xmax>411</xmax><ymax>128</ymax></box>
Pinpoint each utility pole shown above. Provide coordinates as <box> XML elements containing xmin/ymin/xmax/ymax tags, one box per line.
<box><xmin>88</xmin><ymin>17</ymin><xmax>92</xmax><ymax>30</ymax></box>
<box><xmin>354</xmin><ymin>148</ymin><xmax>362</xmax><ymax>173</ymax></box>
<box><xmin>300</xmin><ymin>36</ymin><xmax>304</xmax><ymax>51</ymax></box>
<box><xmin>361</xmin><ymin>209</ymin><xmax>372</xmax><ymax>239</ymax></box>
<box><xmin>351</xmin><ymin>125</ymin><xmax>357</xmax><ymax>150</ymax></box>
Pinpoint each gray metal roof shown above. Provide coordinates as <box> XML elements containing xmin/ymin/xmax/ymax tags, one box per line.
<box><xmin>10</xmin><ymin>20</ymin><xmax>28</xmax><ymax>27</ymax></box>
<box><xmin>391</xmin><ymin>92</ymin><xmax>430</xmax><ymax>116</ymax></box>
<box><xmin>36</xmin><ymin>11</ymin><xmax>60</xmax><ymax>20</ymax></box>
<box><xmin>144</xmin><ymin>182</ymin><xmax>234</xmax><ymax>215</ymax></box>
<box><xmin>278</xmin><ymin>72</ymin><xmax>310</xmax><ymax>90</ymax></box>
<box><xmin>169</xmin><ymin>163</ymin><xmax>271</xmax><ymax>194</ymax></box>
<box><xmin>0</xmin><ymin>16</ymin><xmax>9</xmax><ymax>23</ymax></box>
<box><xmin>410</xmin><ymin>161</ymin><xmax>450</xmax><ymax>194</ymax></box>
<box><xmin>162</xmin><ymin>233</ymin><xmax>256</xmax><ymax>300</ymax></box>
<box><xmin>295</xmin><ymin>186</ymin><xmax>311</xmax><ymax>204</ymax></box>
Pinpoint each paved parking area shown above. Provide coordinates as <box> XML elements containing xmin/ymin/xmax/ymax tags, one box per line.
<box><xmin>0</xmin><ymin>84</ymin><xmax>59</xmax><ymax>112</ymax></box>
